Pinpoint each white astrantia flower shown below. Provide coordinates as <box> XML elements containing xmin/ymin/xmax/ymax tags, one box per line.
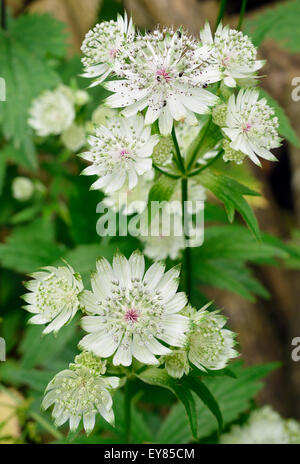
<box><xmin>80</xmin><ymin>114</ymin><xmax>159</xmax><ymax>193</ymax></box>
<box><xmin>220</xmin><ymin>406</ymin><xmax>300</xmax><ymax>444</ymax></box>
<box><xmin>102</xmin><ymin>169</ymin><xmax>154</xmax><ymax>215</ymax></box>
<box><xmin>28</xmin><ymin>85</ymin><xmax>75</xmax><ymax>136</ymax></box>
<box><xmin>104</xmin><ymin>28</ymin><xmax>220</xmax><ymax>135</ymax></box>
<box><xmin>12</xmin><ymin>177</ymin><xmax>34</xmax><ymax>202</ymax></box>
<box><xmin>22</xmin><ymin>265</ymin><xmax>83</xmax><ymax>334</ymax></box>
<box><xmin>220</xmin><ymin>89</ymin><xmax>281</xmax><ymax>166</ymax></box>
<box><xmin>42</xmin><ymin>355</ymin><xmax>121</xmax><ymax>434</ymax></box>
<box><xmin>79</xmin><ymin>250</ymin><xmax>189</xmax><ymax>366</ymax></box>
<box><xmin>81</xmin><ymin>13</ymin><xmax>135</xmax><ymax>87</ymax></box>
<box><xmin>61</xmin><ymin>123</ymin><xmax>86</xmax><ymax>152</ymax></box>
<box><xmin>188</xmin><ymin>304</ymin><xmax>238</xmax><ymax>371</ymax></box>
<box><xmin>141</xmin><ymin>212</ymin><xmax>185</xmax><ymax>261</ymax></box>
<box><xmin>200</xmin><ymin>22</ymin><xmax>264</xmax><ymax>88</ymax></box>
<box><xmin>162</xmin><ymin>349</ymin><xmax>190</xmax><ymax>379</ymax></box>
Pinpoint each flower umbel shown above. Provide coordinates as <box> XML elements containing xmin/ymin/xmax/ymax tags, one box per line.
<box><xmin>188</xmin><ymin>305</ymin><xmax>238</xmax><ymax>371</ymax></box>
<box><xmin>220</xmin><ymin>89</ymin><xmax>281</xmax><ymax>166</ymax></box>
<box><xmin>162</xmin><ymin>349</ymin><xmax>190</xmax><ymax>379</ymax></box>
<box><xmin>79</xmin><ymin>250</ymin><xmax>189</xmax><ymax>366</ymax></box>
<box><xmin>22</xmin><ymin>265</ymin><xmax>83</xmax><ymax>334</ymax></box>
<box><xmin>42</xmin><ymin>355</ymin><xmax>120</xmax><ymax>434</ymax></box>
<box><xmin>105</xmin><ymin>27</ymin><xmax>220</xmax><ymax>135</ymax></box>
<box><xmin>28</xmin><ymin>85</ymin><xmax>75</xmax><ymax>136</ymax></box>
<box><xmin>81</xmin><ymin>13</ymin><xmax>135</xmax><ymax>86</ymax></box>
<box><xmin>200</xmin><ymin>22</ymin><xmax>264</xmax><ymax>88</ymax></box>
<box><xmin>80</xmin><ymin>114</ymin><xmax>158</xmax><ymax>193</ymax></box>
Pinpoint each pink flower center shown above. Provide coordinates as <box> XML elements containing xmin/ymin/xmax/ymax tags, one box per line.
<box><xmin>156</xmin><ymin>68</ymin><xmax>171</xmax><ymax>83</ymax></box>
<box><xmin>124</xmin><ymin>308</ymin><xmax>139</xmax><ymax>324</ymax></box>
<box><xmin>120</xmin><ymin>149</ymin><xmax>129</xmax><ymax>158</ymax></box>
<box><xmin>242</xmin><ymin>122</ymin><xmax>252</xmax><ymax>132</ymax></box>
<box><xmin>109</xmin><ymin>48</ymin><xmax>118</xmax><ymax>58</ymax></box>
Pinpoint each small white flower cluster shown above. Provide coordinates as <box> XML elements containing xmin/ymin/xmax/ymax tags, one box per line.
<box><xmin>80</xmin><ymin>13</ymin><xmax>280</xmax><ymax>170</ymax></box>
<box><xmin>28</xmin><ymin>85</ymin><xmax>89</xmax><ymax>152</ymax></box>
<box><xmin>220</xmin><ymin>406</ymin><xmax>300</xmax><ymax>444</ymax></box>
<box><xmin>42</xmin><ymin>351</ymin><xmax>120</xmax><ymax>434</ymax></box>
<box><xmin>12</xmin><ymin>177</ymin><xmax>35</xmax><ymax>202</ymax></box>
<box><xmin>23</xmin><ymin>251</ymin><xmax>238</xmax><ymax>434</ymax></box>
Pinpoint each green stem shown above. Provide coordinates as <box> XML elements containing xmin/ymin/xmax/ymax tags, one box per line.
<box><xmin>1</xmin><ymin>0</ymin><xmax>6</xmax><ymax>30</ymax></box>
<box><xmin>171</xmin><ymin>125</ymin><xmax>185</xmax><ymax>174</ymax></box>
<box><xmin>215</xmin><ymin>0</ymin><xmax>227</xmax><ymax>31</ymax></box>
<box><xmin>153</xmin><ymin>163</ymin><xmax>181</xmax><ymax>179</ymax></box>
<box><xmin>237</xmin><ymin>0</ymin><xmax>248</xmax><ymax>30</ymax></box>
<box><xmin>186</xmin><ymin>115</ymin><xmax>212</xmax><ymax>172</ymax></box>
<box><xmin>181</xmin><ymin>177</ymin><xmax>191</xmax><ymax>298</ymax></box>
<box><xmin>189</xmin><ymin>149</ymin><xmax>224</xmax><ymax>177</ymax></box>
<box><xmin>124</xmin><ymin>378</ymin><xmax>132</xmax><ymax>444</ymax></box>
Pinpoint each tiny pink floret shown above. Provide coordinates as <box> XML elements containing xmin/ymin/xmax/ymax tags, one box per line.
<box><xmin>156</xmin><ymin>68</ymin><xmax>171</xmax><ymax>82</ymax></box>
<box><xmin>125</xmin><ymin>308</ymin><xmax>139</xmax><ymax>323</ymax></box>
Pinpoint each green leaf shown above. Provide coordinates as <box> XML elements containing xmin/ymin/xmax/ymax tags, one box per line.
<box><xmin>199</xmin><ymin>170</ymin><xmax>261</xmax><ymax>239</ymax></box>
<box><xmin>184</xmin><ymin>372</ymin><xmax>223</xmax><ymax>432</ymax></box>
<box><xmin>259</xmin><ymin>89</ymin><xmax>300</xmax><ymax>148</ymax></box>
<box><xmin>136</xmin><ymin>367</ymin><xmax>198</xmax><ymax>438</ymax></box>
<box><xmin>245</xmin><ymin>0</ymin><xmax>300</xmax><ymax>53</ymax></box>
<box><xmin>0</xmin><ymin>360</ymin><xmax>54</xmax><ymax>391</ymax></box>
<box><xmin>156</xmin><ymin>361</ymin><xmax>279</xmax><ymax>443</ymax></box>
<box><xmin>0</xmin><ymin>14</ymin><xmax>68</xmax><ymax>160</ymax></box>
<box><xmin>0</xmin><ymin>219</ymin><xmax>65</xmax><ymax>273</ymax></box>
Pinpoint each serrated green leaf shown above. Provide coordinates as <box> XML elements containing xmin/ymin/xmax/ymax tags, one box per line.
<box><xmin>184</xmin><ymin>373</ymin><xmax>223</xmax><ymax>432</ymax></box>
<box><xmin>186</xmin><ymin>117</ymin><xmax>222</xmax><ymax>169</ymax></box>
<box><xmin>245</xmin><ymin>0</ymin><xmax>300</xmax><ymax>53</ymax></box>
<box><xmin>0</xmin><ymin>14</ymin><xmax>68</xmax><ymax>158</ymax></box>
<box><xmin>156</xmin><ymin>361</ymin><xmax>279</xmax><ymax>443</ymax></box>
<box><xmin>136</xmin><ymin>367</ymin><xmax>198</xmax><ymax>438</ymax></box>
<box><xmin>199</xmin><ymin>171</ymin><xmax>261</xmax><ymax>239</ymax></box>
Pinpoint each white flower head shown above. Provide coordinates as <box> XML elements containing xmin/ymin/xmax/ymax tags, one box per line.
<box><xmin>79</xmin><ymin>250</ymin><xmax>189</xmax><ymax>366</ymax></box>
<box><xmin>28</xmin><ymin>85</ymin><xmax>75</xmax><ymax>136</ymax></box>
<box><xmin>12</xmin><ymin>177</ymin><xmax>34</xmax><ymax>202</ymax></box>
<box><xmin>104</xmin><ymin>27</ymin><xmax>220</xmax><ymax>135</ymax></box>
<box><xmin>42</xmin><ymin>356</ymin><xmax>120</xmax><ymax>434</ymax></box>
<box><xmin>220</xmin><ymin>406</ymin><xmax>300</xmax><ymax>444</ymax></box>
<box><xmin>22</xmin><ymin>264</ymin><xmax>83</xmax><ymax>334</ymax></box>
<box><xmin>80</xmin><ymin>114</ymin><xmax>159</xmax><ymax>193</ymax></box>
<box><xmin>102</xmin><ymin>169</ymin><xmax>154</xmax><ymax>215</ymax></box>
<box><xmin>200</xmin><ymin>22</ymin><xmax>264</xmax><ymax>88</ymax></box>
<box><xmin>162</xmin><ymin>349</ymin><xmax>190</xmax><ymax>379</ymax></box>
<box><xmin>81</xmin><ymin>13</ymin><xmax>135</xmax><ymax>86</ymax></box>
<box><xmin>221</xmin><ymin>89</ymin><xmax>281</xmax><ymax>166</ymax></box>
<box><xmin>61</xmin><ymin>123</ymin><xmax>86</xmax><ymax>152</ymax></box>
<box><xmin>141</xmin><ymin>212</ymin><xmax>185</xmax><ymax>261</ymax></box>
<box><xmin>188</xmin><ymin>305</ymin><xmax>238</xmax><ymax>371</ymax></box>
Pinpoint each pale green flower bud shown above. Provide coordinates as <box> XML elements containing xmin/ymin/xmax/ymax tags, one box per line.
<box><xmin>92</xmin><ymin>105</ymin><xmax>117</xmax><ymax>126</ymax></box>
<box><xmin>152</xmin><ymin>135</ymin><xmax>174</xmax><ymax>165</ymax></box>
<box><xmin>222</xmin><ymin>139</ymin><xmax>246</xmax><ymax>165</ymax></box>
<box><xmin>70</xmin><ymin>351</ymin><xmax>107</xmax><ymax>376</ymax></box>
<box><xmin>212</xmin><ymin>103</ymin><xmax>227</xmax><ymax>127</ymax></box>
<box><xmin>74</xmin><ymin>89</ymin><xmax>89</xmax><ymax>106</ymax></box>
<box><xmin>12</xmin><ymin>177</ymin><xmax>34</xmax><ymax>201</ymax></box>
<box><xmin>163</xmin><ymin>350</ymin><xmax>190</xmax><ymax>379</ymax></box>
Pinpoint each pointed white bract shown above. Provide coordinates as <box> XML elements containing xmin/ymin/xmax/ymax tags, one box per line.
<box><xmin>200</xmin><ymin>22</ymin><xmax>264</xmax><ymax>88</ymax></box>
<box><xmin>22</xmin><ymin>265</ymin><xmax>83</xmax><ymax>334</ymax></box>
<box><xmin>104</xmin><ymin>27</ymin><xmax>220</xmax><ymax>135</ymax></box>
<box><xmin>79</xmin><ymin>250</ymin><xmax>189</xmax><ymax>366</ymax></box>
<box><xmin>102</xmin><ymin>169</ymin><xmax>154</xmax><ymax>215</ymax></box>
<box><xmin>42</xmin><ymin>352</ymin><xmax>120</xmax><ymax>434</ymax></box>
<box><xmin>188</xmin><ymin>306</ymin><xmax>238</xmax><ymax>371</ymax></box>
<box><xmin>220</xmin><ymin>89</ymin><xmax>281</xmax><ymax>166</ymax></box>
<box><xmin>80</xmin><ymin>114</ymin><xmax>158</xmax><ymax>193</ymax></box>
<box><xmin>81</xmin><ymin>13</ymin><xmax>135</xmax><ymax>86</ymax></box>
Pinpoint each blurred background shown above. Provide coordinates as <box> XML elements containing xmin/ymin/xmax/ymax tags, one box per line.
<box><xmin>1</xmin><ymin>0</ymin><xmax>300</xmax><ymax>442</ymax></box>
